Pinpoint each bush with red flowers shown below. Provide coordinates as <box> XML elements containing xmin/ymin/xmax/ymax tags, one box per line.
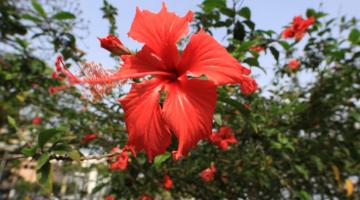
<box><xmin>1</xmin><ymin>0</ymin><xmax>359</xmax><ymax>199</ymax></box>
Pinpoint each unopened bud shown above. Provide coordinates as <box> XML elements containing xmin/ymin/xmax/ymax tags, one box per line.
<box><xmin>98</xmin><ymin>34</ymin><xmax>131</xmax><ymax>56</ymax></box>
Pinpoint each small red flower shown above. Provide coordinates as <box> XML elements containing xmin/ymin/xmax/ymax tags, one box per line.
<box><xmin>98</xmin><ymin>34</ymin><xmax>131</xmax><ymax>56</ymax></box>
<box><xmin>163</xmin><ymin>175</ymin><xmax>173</xmax><ymax>190</ymax></box>
<box><xmin>287</xmin><ymin>59</ymin><xmax>300</xmax><ymax>71</ymax></box>
<box><xmin>109</xmin><ymin>146</ymin><xmax>129</xmax><ymax>171</ymax></box>
<box><xmin>105</xmin><ymin>195</ymin><xmax>115</xmax><ymax>200</ymax></box>
<box><xmin>200</xmin><ymin>164</ymin><xmax>216</xmax><ymax>182</ymax></box>
<box><xmin>209</xmin><ymin>126</ymin><xmax>238</xmax><ymax>150</ymax></box>
<box><xmin>139</xmin><ymin>194</ymin><xmax>153</xmax><ymax>200</ymax></box>
<box><xmin>52</xmin><ymin>72</ymin><xmax>58</xmax><ymax>79</ymax></box>
<box><xmin>82</xmin><ymin>133</ymin><xmax>97</xmax><ymax>143</ymax></box>
<box><xmin>32</xmin><ymin>117</ymin><xmax>42</xmax><ymax>125</ymax></box>
<box><xmin>250</xmin><ymin>45</ymin><xmax>264</xmax><ymax>53</ymax></box>
<box><xmin>282</xmin><ymin>15</ymin><xmax>315</xmax><ymax>41</ymax></box>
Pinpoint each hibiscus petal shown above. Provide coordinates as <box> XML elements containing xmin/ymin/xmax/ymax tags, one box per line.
<box><xmin>118</xmin><ymin>46</ymin><xmax>175</xmax><ymax>79</ymax></box>
<box><xmin>162</xmin><ymin>79</ymin><xmax>217</xmax><ymax>159</ymax></box>
<box><xmin>178</xmin><ymin>29</ymin><xmax>252</xmax><ymax>86</ymax></box>
<box><xmin>119</xmin><ymin>79</ymin><xmax>171</xmax><ymax>160</ymax></box>
<box><xmin>128</xmin><ymin>3</ymin><xmax>193</xmax><ymax>68</ymax></box>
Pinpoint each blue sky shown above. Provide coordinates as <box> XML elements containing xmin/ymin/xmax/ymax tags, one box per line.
<box><xmin>77</xmin><ymin>0</ymin><xmax>359</xmax><ymax>88</ymax></box>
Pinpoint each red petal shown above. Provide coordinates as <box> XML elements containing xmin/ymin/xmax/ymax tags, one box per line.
<box><xmin>118</xmin><ymin>46</ymin><xmax>175</xmax><ymax>79</ymax></box>
<box><xmin>162</xmin><ymin>79</ymin><xmax>217</xmax><ymax>159</ymax></box>
<box><xmin>128</xmin><ymin>3</ymin><xmax>192</xmax><ymax>68</ymax></box>
<box><xmin>119</xmin><ymin>79</ymin><xmax>171</xmax><ymax>160</ymax></box>
<box><xmin>178</xmin><ymin>29</ymin><xmax>251</xmax><ymax>85</ymax></box>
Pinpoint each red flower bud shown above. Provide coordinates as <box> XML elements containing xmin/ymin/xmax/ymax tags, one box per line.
<box><xmin>200</xmin><ymin>164</ymin><xmax>216</xmax><ymax>182</ymax></box>
<box><xmin>82</xmin><ymin>133</ymin><xmax>97</xmax><ymax>143</ymax></box>
<box><xmin>98</xmin><ymin>35</ymin><xmax>131</xmax><ymax>56</ymax></box>
<box><xmin>163</xmin><ymin>175</ymin><xmax>173</xmax><ymax>190</ymax></box>
<box><xmin>32</xmin><ymin>117</ymin><xmax>42</xmax><ymax>125</ymax></box>
<box><xmin>287</xmin><ymin>59</ymin><xmax>300</xmax><ymax>71</ymax></box>
<box><xmin>105</xmin><ymin>195</ymin><xmax>115</xmax><ymax>200</ymax></box>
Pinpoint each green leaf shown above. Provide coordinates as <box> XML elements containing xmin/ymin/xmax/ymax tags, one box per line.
<box><xmin>243</xmin><ymin>57</ymin><xmax>259</xmax><ymax>66</ymax></box>
<box><xmin>38</xmin><ymin>162</ymin><xmax>53</xmax><ymax>194</ymax></box>
<box><xmin>37</xmin><ymin>152</ymin><xmax>49</xmax><ymax>170</ymax></box>
<box><xmin>243</xmin><ymin>20</ymin><xmax>255</xmax><ymax>31</ymax></box>
<box><xmin>68</xmin><ymin>150</ymin><xmax>81</xmax><ymax>162</ymax></box>
<box><xmin>295</xmin><ymin>165</ymin><xmax>309</xmax><ymax>180</ymax></box>
<box><xmin>217</xmin><ymin>93</ymin><xmax>250</xmax><ymax>117</ymax></box>
<box><xmin>278</xmin><ymin>41</ymin><xmax>291</xmax><ymax>51</ymax></box>
<box><xmin>53</xmin><ymin>12</ymin><xmax>76</xmax><ymax>20</ymax></box>
<box><xmin>21</xmin><ymin>146</ymin><xmax>37</xmax><ymax>157</ymax></box>
<box><xmin>202</xmin><ymin>0</ymin><xmax>226</xmax><ymax>13</ymax></box>
<box><xmin>306</xmin><ymin>9</ymin><xmax>316</xmax><ymax>18</ymax></box>
<box><xmin>233</xmin><ymin>21</ymin><xmax>246</xmax><ymax>41</ymax></box>
<box><xmin>38</xmin><ymin>128</ymin><xmax>64</xmax><ymax>148</ymax></box>
<box><xmin>91</xmin><ymin>182</ymin><xmax>108</xmax><ymax>194</ymax></box>
<box><xmin>15</xmin><ymin>37</ymin><xmax>28</xmax><ymax>48</ymax></box>
<box><xmin>7</xmin><ymin>116</ymin><xmax>17</xmax><ymax>129</ymax></box>
<box><xmin>298</xmin><ymin>190</ymin><xmax>311</xmax><ymax>200</ymax></box>
<box><xmin>269</xmin><ymin>46</ymin><xmax>279</xmax><ymax>62</ymax></box>
<box><xmin>154</xmin><ymin>152</ymin><xmax>171</xmax><ymax>168</ymax></box>
<box><xmin>348</xmin><ymin>28</ymin><xmax>360</xmax><ymax>44</ymax></box>
<box><xmin>22</xmin><ymin>14</ymin><xmax>42</xmax><ymax>23</ymax></box>
<box><xmin>31</xmin><ymin>0</ymin><xmax>47</xmax><ymax>17</ymax></box>
<box><xmin>239</xmin><ymin>7</ymin><xmax>251</xmax><ymax>20</ymax></box>
<box><xmin>237</xmin><ymin>41</ymin><xmax>255</xmax><ymax>52</ymax></box>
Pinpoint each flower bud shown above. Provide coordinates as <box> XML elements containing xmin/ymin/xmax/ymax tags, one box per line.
<box><xmin>98</xmin><ymin>35</ymin><xmax>131</xmax><ymax>56</ymax></box>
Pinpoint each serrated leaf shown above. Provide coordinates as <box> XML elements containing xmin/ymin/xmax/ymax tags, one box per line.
<box><xmin>53</xmin><ymin>12</ymin><xmax>76</xmax><ymax>20</ymax></box>
<box><xmin>31</xmin><ymin>0</ymin><xmax>47</xmax><ymax>17</ymax></box>
<box><xmin>37</xmin><ymin>152</ymin><xmax>49</xmax><ymax>170</ymax></box>
<box><xmin>239</xmin><ymin>7</ymin><xmax>251</xmax><ymax>20</ymax></box>
<box><xmin>7</xmin><ymin>116</ymin><xmax>17</xmax><ymax>129</ymax></box>
<box><xmin>38</xmin><ymin>128</ymin><xmax>64</xmax><ymax>148</ymax></box>
<box><xmin>154</xmin><ymin>152</ymin><xmax>171</xmax><ymax>167</ymax></box>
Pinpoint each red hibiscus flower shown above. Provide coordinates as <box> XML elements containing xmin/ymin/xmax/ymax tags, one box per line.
<box><xmin>81</xmin><ymin>133</ymin><xmax>97</xmax><ymax>143</ymax></box>
<box><xmin>209</xmin><ymin>126</ymin><xmax>238</xmax><ymax>150</ymax></box>
<box><xmin>163</xmin><ymin>175</ymin><xmax>173</xmax><ymax>190</ymax></box>
<box><xmin>139</xmin><ymin>194</ymin><xmax>153</xmax><ymax>200</ymax></box>
<box><xmin>109</xmin><ymin>146</ymin><xmax>129</xmax><ymax>171</ymax></box>
<box><xmin>282</xmin><ymin>15</ymin><xmax>315</xmax><ymax>41</ymax></box>
<box><xmin>51</xmin><ymin>3</ymin><xmax>257</xmax><ymax>161</ymax></box>
<box><xmin>98</xmin><ymin>34</ymin><xmax>131</xmax><ymax>56</ymax></box>
<box><xmin>105</xmin><ymin>195</ymin><xmax>115</xmax><ymax>200</ymax></box>
<box><xmin>287</xmin><ymin>59</ymin><xmax>300</xmax><ymax>71</ymax></box>
<box><xmin>32</xmin><ymin>117</ymin><xmax>42</xmax><ymax>125</ymax></box>
<box><xmin>200</xmin><ymin>164</ymin><xmax>216</xmax><ymax>182</ymax></box>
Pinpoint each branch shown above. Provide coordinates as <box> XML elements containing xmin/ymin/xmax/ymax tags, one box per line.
<box><xmin>0</xmin><ymin>150</ymin><xmax>122</xmax><ymax>162</ymax></box>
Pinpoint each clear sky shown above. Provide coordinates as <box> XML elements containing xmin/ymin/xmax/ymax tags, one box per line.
<box><xmin>77</xmin><ymin>0</ymin><xmax>360</xmax><ymax>88</ymax></box>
